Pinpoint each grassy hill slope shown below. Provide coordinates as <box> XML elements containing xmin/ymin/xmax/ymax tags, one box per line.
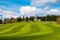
<box><xmin>0</xmin><ymin>21</ymin><xmax>60</xmax><ymax>40</ymax></box>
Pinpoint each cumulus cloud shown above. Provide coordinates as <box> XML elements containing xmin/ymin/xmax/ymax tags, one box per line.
<box><xmin>20</xmin><ymin>6</ymin><xmax>60</xmax><ymax>17</ymax></box>
<box><xmin>37</xmin><ymin>9</ymin><xmax>60</xmax><ymax>15</ymax></box>
<box><xmin>0</xmin><ymin>9</ymin><xmax>18</xmax><ymax>19</ymax></box>
<box><xmin>20</xmin><ymin>6</ymin><xmax>37</xmax><ymax>17</ymax></box>
<box><xmin>35</xmin><ymin>8</ymin><xmax>60</xmax><ymax>16</ymax></box>
<box><xmin>31</xmin><ymin>0</ymin><xmax>57</xmax><ymax>6</ymax></box>
<box><xmin>4</xmin><ymin>11</ymin><xmax>19</xmax><ymax>18</ymax></box>
<box><xmin>49</xmin><ymin>9</ymin><xmax>60</xmax><ymax>15</ymax></box>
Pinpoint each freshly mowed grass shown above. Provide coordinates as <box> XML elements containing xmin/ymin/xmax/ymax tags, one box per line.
<box><xmin>0</xmin><ymin>21</ymin><xmax>60</xmax><ymax>40</ymax></box>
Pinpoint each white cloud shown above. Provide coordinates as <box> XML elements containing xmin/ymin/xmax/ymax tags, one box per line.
<box><xmin>31</xmin><ymin>0</ymin><xmax>57</xmax><ymax>6</ymax></box>
<box><xmin>4</xmin><ymin>11</ymin><xmax>18</xmax><ymax>18</ymax></box>
<box><xmin>20</xmin><ymin>6</ymin><xmax>60</xmax><ymax>17</ymax></box>
<box><xmin>37</xmin><ymin>9</ymin><xmax>60</xmax><ymax>15</ymax></box>
<box><xmin>0</xmin><ymin>10</ymin><xmax>18</xmax><ymax>19</ymax></box>
<box><xmin>0</xmin><ymin>6</ymin><xmax>60</xmax><ymax>20</ymax></box>
<box><xmin>20</xmin><ymin>6</ymin><xmax>37</xmax><ymax>17</ymax></box>
<box><xmin>49</xmin><ymin>9</ymin><xmax>60</xmax><ymax>15</ymax></box>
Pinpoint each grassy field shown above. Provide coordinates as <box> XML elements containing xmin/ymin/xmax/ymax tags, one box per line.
<box><xmin>0</xmin><ymin>21</ymin><xmax>60</xmax><ymax>40</ymax></box>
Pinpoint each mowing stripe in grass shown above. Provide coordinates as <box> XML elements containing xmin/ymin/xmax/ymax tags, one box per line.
<box><xmin>38</xmin><ymin>22</ymin><xmax>53</xmax><ymax>33</ymax></box>
<box><xmin>0</xmin><ymin>23</ymin><xmax>19</xmax><ymax>31</ymax></box>
<box><xmin>43</xmin><ymin>23</ymin><xmax>60</xmax><ymax>35</ymax></box>
<box><xmin>0</xmin><ymin>24</ymin><xmax>12</xmax><ymax>30</ymax></box>
<box><xmin>1</xmin><ymin>22</ymin><xmax>27</xmax><ymax>36</ymax></box>
<box><xmin>0</xmin><ymin>24</ymin><xmax>15</xmax><ymax>31</ymax></box>
<box><xmin>18</xmin><ymin>23</ymin><xmax>31</xmax><ymax>35</ymax></box>
<box><xmin>20</xmin><ymin>22</ymin><xmax>41</xmax><ymax>36</ymax></box>
<box><xmin>22</xmin><ymin>22</ymin><xmax>53</xmax><ymax>36</ymax></box>
<box><xmin>0</xmin><ymin>21</ymin><xmax>60</xmax><ymax>40</ymax></box>
<box><xmin>26</xmin><ymin>24</ymin><xmax>40</xmax><ymax>34</ymax></box>
<box><xmin>26</xmin><ymin>22</ymin><xmax>52</xmax><ymax>36</ymax></box>
<box><xmin>19</xmin><ymin>21</ymin><xmax>52</xmax><ymax>36</ymax></box>
<box><xmin>0</xmin><ymin>23</ymin><xmax>21</xmax><ymax>34</ymax></box>
<box><xmin>1</xmin><ymin>25</ymin><xmax>25</xmax><ymax>35</ymax></box>
<box><xmin>1</xmin><ymin>22</ymin><xmax>31</xmax><ymax>36</ymax></box>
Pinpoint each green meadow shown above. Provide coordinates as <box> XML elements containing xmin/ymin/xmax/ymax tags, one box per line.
<box><xmin>0</xmin><ymin>21</ymin><xmax>60</xmax><ymax>40</ymax></box>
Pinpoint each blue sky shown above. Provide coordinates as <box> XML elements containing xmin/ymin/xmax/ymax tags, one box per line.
<box><xmin>0</xmin><ymin>0</ymin><xmax>60</xmax><ymax>18</ymax></box>
<box><xmin>0</xmin><ymin>0</ymin><xmax>30</xmax><ymax>14</ymax></box>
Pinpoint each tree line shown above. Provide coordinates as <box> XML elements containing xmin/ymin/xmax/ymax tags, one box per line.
<box><xmin>0</xmin><ymin>15</ymin><xmax>60</xmax><ymax>24</ymax></box>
